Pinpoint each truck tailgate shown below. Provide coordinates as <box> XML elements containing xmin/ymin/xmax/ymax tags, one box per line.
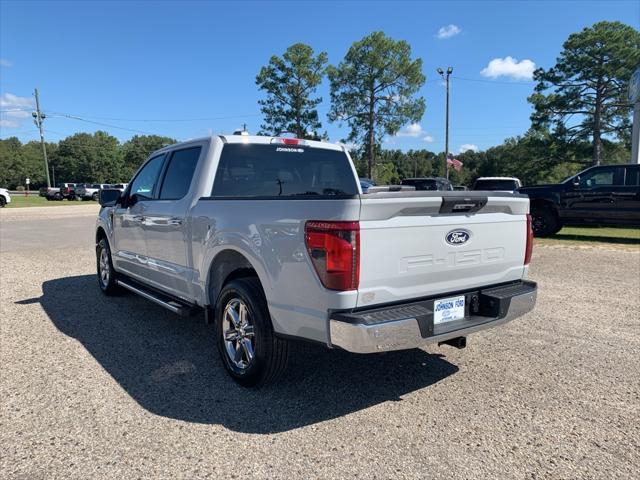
<box><xmin>357</xmin><ymin>192</ymin><xmax>529</xmax><ymax>308</ymax></box>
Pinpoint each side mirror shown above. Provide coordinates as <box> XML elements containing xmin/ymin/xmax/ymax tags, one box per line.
<box><xmin>572</xmin><ymin>175</ymin><xmax>580</xmax><ymax>186</ymax></box>
<box><xmin>99</xmin><ymin>189</ymin><xmax>121</xmax><ymax>207</ymax></box>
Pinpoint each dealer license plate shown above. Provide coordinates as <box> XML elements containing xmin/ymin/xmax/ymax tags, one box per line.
<box><xmin>434</xmin><ymin>295</ymin><xmax>465</xmax><ymax>325</ymax></box>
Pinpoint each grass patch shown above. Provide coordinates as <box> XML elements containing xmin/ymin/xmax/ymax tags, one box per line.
<box><xmin>4</xmin><ymin>196</ymin><xmax>96</xmax><ymax>208</ymax></box>
<box><xmin>538</xmin><ymin>226</ymin><xmax>640</xmax><ymax>248</ymax></box>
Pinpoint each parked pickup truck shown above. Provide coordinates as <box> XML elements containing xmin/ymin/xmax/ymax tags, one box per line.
<box><xmin>96</xmin><ymin>134</ymin><xmax>537</xmax><ymax>386</ymax></box>
<box><xmin>520</xmin><ymin>164</ymin><xmax>640</xmax><ymax>237</ymax></box>
<box><xmin>76</xmin><ymin>183</ymin><xmax>108</xmax><ymax>201</ymax></box>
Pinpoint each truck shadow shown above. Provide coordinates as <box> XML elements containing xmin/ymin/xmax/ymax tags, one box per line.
<box><xmin>26</xmin><ymin>274</ymin><xmax>459</xmax><ymax>434</ymax></box>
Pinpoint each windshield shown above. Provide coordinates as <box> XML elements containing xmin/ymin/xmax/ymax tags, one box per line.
<box><xmin>473</xmin><ymin>179</ymin><xmax>519</xmax><ymax>190</ymax></box>
<box><xmin>401</xmin><ymin>178</ymin><xmax>439</xmax><ymax>190</ymax></box>
<box><xmin>212</xmin><ymin>143</ymin><xmax>358</xmax><ymax>198</ymax></box>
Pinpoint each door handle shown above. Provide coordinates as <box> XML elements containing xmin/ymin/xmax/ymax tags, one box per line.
<box><xmin>167</xmin><ymin>218</ymin><xmax>183</xmax><ymax>226</ymax></box>
<box><xmin>132</xmin><ymin>215</ymin><xmax>145</xmax><ymax>223</ymax></box>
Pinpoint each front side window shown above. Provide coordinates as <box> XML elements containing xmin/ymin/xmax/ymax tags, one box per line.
<box><xmin>158</xmin><ymin>147</ymin><xmax>201</xmax><ymax>200</ymax></box>
<box><xmin>129</xmin><ymin>154</ymin><xmax>165</xmax><ymax>199</ymax></box>
<box><xmin>212</xmin><ymin>144</ymin><xmax>358</xmax><ymax>198</ymax></box>
<box><xmin>579</xmin><ymin>167</ymin><xmax>623</xmax><ymax>188</ymax></box>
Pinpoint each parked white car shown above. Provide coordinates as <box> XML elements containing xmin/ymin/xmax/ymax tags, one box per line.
<box><xmin>96</xmin><ymin>134</ymin><xmax>537</xmax><ymax>386</ymax></box>
<box><xmin>0</xmin><ymin>188</ymin><xmax>11</xmax><ymax>207</ymax></box>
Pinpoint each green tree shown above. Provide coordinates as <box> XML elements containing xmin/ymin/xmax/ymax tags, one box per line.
<box><xmin>256</xmin><ymin>43</ymin><xmax>328</xmax><ymax>139</ymax></box>
<box><xmin>0</xmin><ymin>137</ymin><xmax>25</xmax><ymax>189</ymax></box>
<box><xmin>22</xmin><ymin>140</ymin><xmax>58</xmax><ymax>187</ymax></box>
<box><xmin>529</xmin><ymin>21</ymin><xmax>640</xmax><ymax>166</ymax></box>
<box><xmin>328</xmin><ymin>31</ymin><xmax>425</xmax><ymax>178</ymax></box>
<box><xmin>121</xmin><ymin>135</ymin><xmax>176</xmax><ymax>179</ymax></box>
<box><xmin>53</xmin><ymin>131</ymin><xmax>122</xmax><ymax>183</ymax></box>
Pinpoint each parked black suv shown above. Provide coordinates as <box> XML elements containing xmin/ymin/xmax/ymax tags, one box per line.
<box><xmin>519</xmin><ymin>164</ymin><xmax>640</xmax><ymax>237</ymax></box>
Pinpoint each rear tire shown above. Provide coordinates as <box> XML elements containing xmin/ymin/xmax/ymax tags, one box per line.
<box><xmin>531</xmin><ymin>206</ymin><xmax>561</xmax><ymax>237</ymax></box>
<box><xmin>214</xmin><ymin>277</ymin><xmax>289</xmax><ymax>387</ymax></box>
<box><xmin>0</xmin><ymin>197</ymin><xmax>6</xmax><ymax>208</ymax></box>
<box><xmin>96</xmin><ymin>238</ymin><xmax>121</xmax><ymax>295</ymax></box>
<box><xmin>92</xmin><ymin>192</ymin><xmax>99</xmax><ymax>201</ymax></box>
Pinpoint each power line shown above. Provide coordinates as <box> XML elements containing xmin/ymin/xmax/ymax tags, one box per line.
<box><xmin>49</xmin><ymin>113</ymin><xmax>172</xmax><ymax>136</ymax></box>
<box><xmin>45</xmin><ymin>110</ymin><xmax>262</xmax><ymax>123</ymax></box>
<box><xmin>452</xmin><ymin>76</ymin><xmax>535</xmax><ymax>86</ymax></box>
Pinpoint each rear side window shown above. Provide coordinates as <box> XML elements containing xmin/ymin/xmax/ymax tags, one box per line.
<box><xmin>159</xmin><ymin>147</ymin><xmax>201</xmax><ymax>200</ymax></box>
<box><xmin>625</xmin><ymin>167</ymin><xmax>639</xmax><ymax>186</ymax></box>
<box><xmin>211</xmin><ymin>144</ymin><xmax>358</xmax><ymax>198</ymax></box>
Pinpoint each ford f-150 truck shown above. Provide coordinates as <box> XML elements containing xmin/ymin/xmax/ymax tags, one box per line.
<box><xmin>96</xmin><ymin>134</ymin><xmax>537</xmax><ymax>387</ymax></box>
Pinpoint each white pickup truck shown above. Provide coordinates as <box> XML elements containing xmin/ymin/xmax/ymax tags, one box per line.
<box><xmin>96</xmin><ymin>134</ymin><xmax>536</xmax><ymax>386</ymax></box>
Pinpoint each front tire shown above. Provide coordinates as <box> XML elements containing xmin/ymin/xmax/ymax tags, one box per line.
<box><xmin>531</xmin><ymin>206</ymin><xmax>561</xmax><ymax>237</ymax></box>
<box><xmin>0</xmin><ymin>196</ymin><xmax>6</xmax><ymax>208</ymax></box>
<box><xmin>214</xmin><ymin>278</ymin><xmax>289</xmax><ymax>387</ymax></box>
<box><xmin>96</xmin><ymin>238</ymin><xmax>121</xmax><ymax>295</ymax></box>
<box><xmin>92</xmin><ymin>192</ymin><xmax>99</xmax><ymax>201</ymax></box>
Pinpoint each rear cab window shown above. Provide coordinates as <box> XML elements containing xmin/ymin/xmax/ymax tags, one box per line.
<box><xmin>211</xmin><ymin>143</ymin><xmax>358</xmax><ymax>198</ymax></box>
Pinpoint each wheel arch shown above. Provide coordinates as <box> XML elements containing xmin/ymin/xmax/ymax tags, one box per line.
<box><xmin>206</xmin><ymin>249</ymin><xmax>265</xmax><ymax>307</ymax></box>
<box><xmin>96</xmin><ymin>226</ymin><xmax>109</xmax><ymax>245</ymax></box>
<box><xmin>530</xmin><ymin>198</ymin><xmax>559</xmax><ymax>217</ymax></box>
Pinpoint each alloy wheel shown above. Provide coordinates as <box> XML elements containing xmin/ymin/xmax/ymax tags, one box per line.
<box><xmin>99</xmin><ymin>247</ymin><xmax>110</xmax><ymax>288</ymax></box>
<box><xmin>222</xmin><ymin>298</ymin><xmax>256</xmax><ymax>370</ymax></box>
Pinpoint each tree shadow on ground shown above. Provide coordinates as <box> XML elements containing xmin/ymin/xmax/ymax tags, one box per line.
<box><xmin>20</xmin><ymin>274</ymin><xmax>458</xmax><ymax>434</ymax></box>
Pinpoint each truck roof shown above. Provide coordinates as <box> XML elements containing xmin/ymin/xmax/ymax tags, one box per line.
<box><xmin>475</xmin><ymin>177</ymin><xmax>521</xmax><ymax>181</ymax></box>
<box><xmin>153</xmin><ymin>134</ymin><xmax>346</xmax><ymax>156</ymax></box>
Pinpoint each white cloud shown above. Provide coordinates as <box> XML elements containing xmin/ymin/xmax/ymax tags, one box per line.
<box><xmin>0</xmin><ymin>119</ymin><xmax>20</xmax><ymax>128</ymax></box>
<box><xmin>0</xmin><ymin>58</ymin><xmax>11</xmax><ymax>68</ymax></box>
<box><xmin>423</xmin><ymin>135</ymin><xmax>435</xmax><ymax>143</ymax></box>
<box><xmin>396</xmin><ymin>123</ymin><xmax>424</xmax><ymax>137</ymax></box>
<box><xmin>459</xmin><ymin>144</ymin><xmax>479</xmax><ymax>153</ymax></box>
<box><xmin>480</xmin><ymin>56</ymin><xmax>535</xmax><ymax>80</ymax></box>
<box><xmin>0</xmin><ymin>93</ymin><xmax>35</xmax><ymax>129</ymax></box>
<box><xmin>437</xmin><ymin>24</ymin><xmax>461</xmax><ymax>39</ymax></box>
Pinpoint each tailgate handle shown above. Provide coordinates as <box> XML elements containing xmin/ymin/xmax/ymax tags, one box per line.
<box><xmin>439</xmin><ymin>196</ymin><xmax>487</xmax><ymax>214</ymax></box>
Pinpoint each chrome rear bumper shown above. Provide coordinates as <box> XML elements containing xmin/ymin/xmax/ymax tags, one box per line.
<box><xmin>330</xmin><ymin>281</ymin><xmax>537</xmax><ymax>354</ymax></box>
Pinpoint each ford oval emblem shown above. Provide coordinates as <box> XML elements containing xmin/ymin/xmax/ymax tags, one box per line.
<box><xmin>445</xmin><ymin>229</ymin><xmax>471</xmax><ymax>246</ymax></box>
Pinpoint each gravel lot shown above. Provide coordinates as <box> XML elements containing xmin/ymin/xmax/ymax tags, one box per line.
<box><xmin>1</xmin><ymin>208</ymin><xmax>639</xmax><ymax>479</ymax></box>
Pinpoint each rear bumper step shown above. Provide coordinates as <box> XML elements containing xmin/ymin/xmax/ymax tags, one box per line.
<box><xmin>116</xmin><ymin>278</ymin><xmax>198</xmax><ymax>317</ymax></box>
<box><xmin>330</xmin><ymin>280</ymin><xmax>537</xmax><ymax>353</ymax></box>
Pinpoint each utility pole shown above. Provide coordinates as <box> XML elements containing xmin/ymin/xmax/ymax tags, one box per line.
<box><xmin>437</xmin><ymin>67</ymin><xmax>453</xmax><ymax>179</ymax></box>
<box><xmin>32</xmin><ymin>89</ymin><xmax>51</xmax><ymax>188</ymax></box>
<box><xmin>630</xmin><ymin>67</ymin><xmax>640</xmax><ymax>164</ymax></box>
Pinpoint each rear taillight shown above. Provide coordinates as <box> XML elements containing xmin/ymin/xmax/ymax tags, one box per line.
<box><xmin>304</xmin><ymin>221</ymin><xmax>359</xmax><ymax>291</ymax></box>
<box><xmin>524</xmin><ymin>213</ymin><xmax>533</xmax><ymax>265</ymax></box>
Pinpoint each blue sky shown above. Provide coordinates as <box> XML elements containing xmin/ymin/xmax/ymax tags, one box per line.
<box><xmin>1</xmin><ymin>0</ymin><xmax>638</xmax><ymax>153</ymax></box>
